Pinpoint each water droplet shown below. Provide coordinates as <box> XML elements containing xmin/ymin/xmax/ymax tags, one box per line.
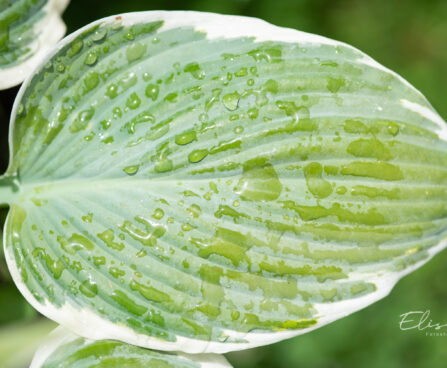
<box><xmin>93</xmin><ymin>256</ymin><xmax>106</xmax><ymax>266</ymax></box>
<box><xmin>175</xmin><ymin>131</ymin><xmax>197</xmax><ymax>145</ymax></box>
<box><xmin>187</xmin><ymin>204</ymin><xmax>201</xmax><ymax>218</ymax></box>
<box><xmin>84</xmin><ymin>51</ymin><xmax>97</xmax><ymax>65</ymax></box>
<box><xmin>55</xmin><ymin>63</ymin><xmax>65</xmax><ymax>72</ymax></box>
<box><xmin>164</xmin><ymin>92</ymin><xmax>178</xmax><ymax>103</ymax></box>
<box><xmin>79</xmin><ymin>279</ymin><xmax>98</xmax><ymax>298</ymax></box>
<box><xmin>248</xmin><ymin>46</ymin><xmax>282</xmax><ymax>63</ymax></box>
<box><xmin>188</xmin><ymin>149</ymin><xmax>208</xmax><ymax>163</ymax></box>
<box><xmin>234</xmin><ymin>159</ymin><xmax>282</xmax><ymax>202</ymax></box>
<box><xmin>124</xmin><ymin>29</ymin><xmax>134</xmax><ymax>40</ymax></box>
<box><xmin>154</xmin><ymin>159</ymin><xmax>173</xmax><ymax>173</ymax></box>
<box><xmin>387</xmin><ymin>124</ymin><xmax>399</xmax><ymax>136</ymax></box>
<box><xmin>276</xmin><ymin>100</ymin><xmax>310</xmax><ymax>122</ymax></box>
<box><xmin>222</xmin><ymin>92</ymin><xmax>240</xmax><ymax>111</ymax></box>
<box><xmin>247</xmin><ymin>107</ymin><xmax>259</xmax><ymax>119</ymax></box>
<box><xmin>106</xmin><ymin>83</ymin><xmax>118</xmax><ymax>99</ymax></box>
<box><xmin>102</xmin><ymin>136</ymin><xmax>114</xmax><ymax>144</ymax></box>
<box><xmin>145</xmin><ymin>84</ymin><xmax>159</xmax><ymax>100</ymax></box>
<box><xmin>304</xmin><ymin>162</ymin><xmax>333</xmax><ymax>199</ymax></box>
<box><xmin>69</xmin><ymin>107</ymin><xmax>95</xmax><ymax>133</ymax></box>
<box><xmin>126</xmin><ymin>42</ymin><xmax>147</xmax><ymax>62</ymax></box>
<box><xmin>126</xmin><ymin>92</ymin><xmax>141</xmax><ymax>109</ymax></box>
<box><xmin>249</xmin><ymin>66</ymin><xmax>258</xmax><ymax>75</ymax></box>
<box><xmin>264</xmin><ymin>79</ymin><xmax>279</xmax><ymax>93</ymax></box>
<box><xmin>152</xmin><ymin>208</ymin><xmax>165</xmax><ymax>220</ymax></box>
<box><xmin>98</xmin><ymin>229</ymin><xmax>125</xmax><ymax>251</ymax></box>
<box><xmin>184</xmin><ymin>62</ymin><xmax>205</xmax><ymax>80</ymax></box>
<box><xmin>83</xmin><ymin>72</ymin><xmax>100</xmax><ymax>94</ymax></box>
<box><xmin>82</xmin><ymin>213</ymin><xmax>93</xmax><ymax>223</ymax></box>
<box><xmin>136</xmin><ymin>249</ymin><xmax>147</xmax><ymax>258</ymax></box>
<box><xmin>109</xmin><ymin>267</ymin><xmax>125</xmax><ymax>278</ymax></box>
<box><xmin>91</xmin><ymin>27</ymin><xmax>108</xmax><ymax>42</ymax></box>
<box><xmin>123</xmin><ymin>165</ymin><xmax>139</xmax><ymax>175</ymax></box>
<box><xmin>235</xmin><ymin>67</ymin><xmax>248</xmax><ymax>77</ymax></box>
<box><xmin>336</xmin><ymin>186</ymin><xmax>347</xmax><ymax>195</ymax></box>
<box><xmin>113</xmin><ymin>107</ymin><xmax>122</xmax><ymax>119</ymax></box>
<box><xmin>143</xmin><ymin>72</ymin><xmax>152</xmax><ymax>81</ymax></box>
<box><xmin>255</xmin><ymin>92</ymin><xmax>268</xmax><ymax>107</ymax></box>
<box><xmin>69</xmin><ymin>38</ymin><xmax>83</xmax><ymax>57</ymax></box>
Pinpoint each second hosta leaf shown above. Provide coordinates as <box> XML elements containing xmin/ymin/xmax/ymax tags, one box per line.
<box><xmin>3</xmin><ymin>11</ymin><xmax>447</xmax><ymax>353</ymax></box>
<box><xmin>31</xmin><ymin>327</ymin><xmax>231</xmax><ymax>368</ymax></box>
<box><xmin>0</xmin><ymin>0</ymin><xmax>70</xmax><ymax>89</ymax></box>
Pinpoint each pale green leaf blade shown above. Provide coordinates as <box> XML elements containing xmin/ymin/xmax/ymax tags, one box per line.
<box><xmin>0</xmin><ymin>0</ymin><xmax>69</xmax><ymax>90</ymax></box>
<box><xmin>3</xmin><ymin>11</ymin><xmax>447</xmax><ymax>353</ymax></box>
<box><xmin>30</xmin><ymin>327</ymin><xmax>232</xmax><ymax>368</ymax></box>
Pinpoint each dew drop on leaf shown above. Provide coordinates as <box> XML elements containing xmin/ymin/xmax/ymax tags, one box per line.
<box><xmin>123</xmin><ymin>165</ymin><xmax>139</xmax><ymax>175</ymax></box>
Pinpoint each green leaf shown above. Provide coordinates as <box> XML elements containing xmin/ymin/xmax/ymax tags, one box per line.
<box><xmin>3</xmin><ymin>11</ymin><xmax>447</xmax><ymax>353</ymax></box>
<box><xmin>0</xmin><ymin>0</ymin><xmax>69</xmax><ymax>90</ymax></box>
<box><xmin>31</xmin><ymin>327</ymin><xmax>232</xmax><ymax>368</ymax></box>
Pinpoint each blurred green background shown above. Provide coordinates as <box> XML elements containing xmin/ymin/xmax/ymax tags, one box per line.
<box><xmin>1</xmin><ymin>0</ymin><xmax>446</xmax><ymax>367</ymax></box>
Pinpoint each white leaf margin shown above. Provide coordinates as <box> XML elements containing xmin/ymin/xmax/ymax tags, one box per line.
<box><xmin>30</xmin><ymin>327</ymin><xmax>233</xmax><ymax>368</ymax></box>
<box><xmin>5</xmin><ymin>10</ymin><xmax>447</xmax><ymax>354</ymax></box>
<box><xmin>0</xmin><ymin>0</ymin><xmax>70</xmax><ymax>90</ymax></box>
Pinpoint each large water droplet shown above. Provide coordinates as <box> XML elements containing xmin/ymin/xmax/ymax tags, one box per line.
<box><xmin>175</xmin><ymin>131</ymin><xmax>197</xmax><ymax>145</ymax></box>
<box><xmin>234</xmin><ymin>159</ymin><xmax>282</xmax><ymax>201</ymax></box>
<box><xmin>84</xmin><ymin>51</ymin><xmax>97</xmax><ymax>65</ymax></box>
<box><xmin>79</xmin><ymin>279</ymin><xmax>98</xmax><ymax>297</ymax></box>
<box><xmin>106</xmin><ymin>83</ymin><xmax>118</xmax><ymax>99</ymax></box>
<box><xmin>222</xmin><ymin>92</ymin><xmax>240</xmax><ymax>111</ymax></box>
<box><xmin>304</xmin><ymin>162</ymin><xmax>333</xmax><ymax>199</ymax></box>
<box><xmin>91</xmin><ymin>27</ymin><xmax>108</xmax><ymax>42</ymax></box>
<box><xmin>69</xmin><ymin>38</ymin><xmax>83</xmax><ymax>57</ymax></box>
<box><xmin>155</xmin><ymin>159</ymin><xmax>173</xmax><ymax>173</ymax></box>
<box><xmin>126</xmin><ymin>42</ymin><xmax>147</xmax><ymax>62</ymax></box>
<box><xmin>188</xmin><ymin>149</ymin><xmax>208</xmax><ymax>163</ymax></box>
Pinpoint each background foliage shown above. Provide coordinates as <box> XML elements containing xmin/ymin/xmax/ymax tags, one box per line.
<box><xmin>1</xmin><ymin>0</ymin><xmax>446</xmax><ymax>367</ymax></box>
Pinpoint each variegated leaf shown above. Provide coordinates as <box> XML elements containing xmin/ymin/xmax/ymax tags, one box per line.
<box><xmin>2</xmin><ymin>11</ymin><xmax>447</xmax><ymax>353</ymax></box>
<box><xmin>0</xmin><ymin>0</ymin><xmax>69</xmax><ymax>90</ymax></box>
<box><xmin>31</xmin><ymin>327</ymin><xmax>231</xmax><ymax>368</ymax></box>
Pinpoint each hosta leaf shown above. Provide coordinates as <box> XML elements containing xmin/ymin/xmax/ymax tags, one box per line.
<box><xmin>30</xmin><ymin>327</ymin><xmax>232</xmax><ymax>368</ymax></box>
<box><xmin>2</xmin><ymin>11</ymin><xmax>447</xmax><ymax>353</ymax></box>
<box><xmin>0</xmin><ymin>0</ymin><xmax>69</xmax><ymax>90</ymax></box>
